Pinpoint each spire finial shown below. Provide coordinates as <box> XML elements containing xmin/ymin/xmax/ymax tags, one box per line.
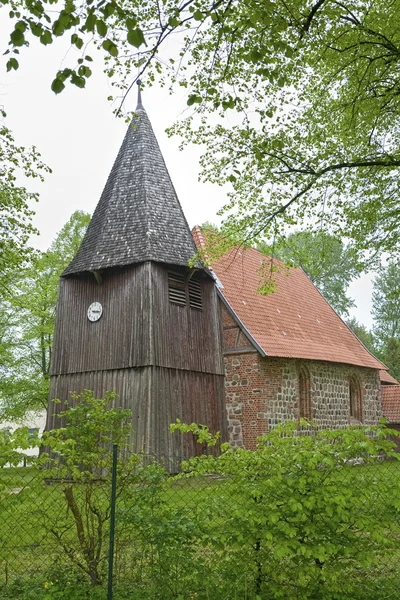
<box><xmin>136</xmin><ymin>79</ymin><xmax>144</xmax><ymax>110</ymax></box>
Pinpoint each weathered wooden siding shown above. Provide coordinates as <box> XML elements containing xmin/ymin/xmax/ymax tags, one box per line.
<box><xmin>151</xmin><ymin>264</ymin><xmax>225</xmax><ymax>375</ymax></box>
<box><xmin>47</xmin><ymin>367</ymin><xmax>226</xmax><ymax>468</ymax></box>
<box><xmin>52</xmin><ymin>263</ymin><xmax>224</xmax><ymax>376</ymax></box>
<box><xmin>49</xmin><ymin>261</ymin><xmax>227</xmax><ymax>469</ymax></box>
<box><xmin>51</xmin><ymin>263</ymin><xmax>152</xmax><ymax>375</ymax></box>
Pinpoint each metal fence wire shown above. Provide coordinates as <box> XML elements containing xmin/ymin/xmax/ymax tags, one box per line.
<box><xmin>1</xmin><ymin>444</ymin><xmax>400</xmax><ymax>599</ymax></box>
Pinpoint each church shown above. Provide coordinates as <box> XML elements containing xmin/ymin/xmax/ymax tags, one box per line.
<box><xmin>47</xmin><ymin>90</ymin><xmax>387</xmax><ymax>462</ymax></box>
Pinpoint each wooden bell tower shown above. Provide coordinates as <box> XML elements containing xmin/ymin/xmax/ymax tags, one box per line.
<box><xmin>47</xmin><ymin>88</ymin><xmax>227</xmax><ymax>466</ymax></box>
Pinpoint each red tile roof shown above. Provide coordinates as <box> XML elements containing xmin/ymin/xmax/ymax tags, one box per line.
<box><xmin>205</xmin><ymin>244</ymin><xmax>384</xmax><ymax>370</ymax></box>
<box><xmin>382</xmin><ymin>386</ymin><xmax>400</xmax><ymax>423</ymax></box>
<box><xmin>380</xmin><ymin>370</ymin><xmax>399</xmax><ymax>385</ymax></box>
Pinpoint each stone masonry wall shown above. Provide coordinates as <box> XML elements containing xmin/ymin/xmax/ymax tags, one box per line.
<box><xmin>224</xmin><ymin>353</ymin><xmax>382</xmax><ymax>449</ymax></box>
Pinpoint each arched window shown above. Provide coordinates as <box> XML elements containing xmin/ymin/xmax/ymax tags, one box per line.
<box><xmin>349</xmin><ymin>376</ymin><xmax>362</xmax><ymax>422</ymax></box>
<box><xmin>298</xmin><ymin>365</ymin><xmax>312</xmax><ymax>420</ymax></box>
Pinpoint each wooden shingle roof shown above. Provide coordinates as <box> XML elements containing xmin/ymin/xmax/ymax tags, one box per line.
<box><xmin>63</xmin><ymin>97</ymin><xmax>199</xmax><ymax>276</ymax></box>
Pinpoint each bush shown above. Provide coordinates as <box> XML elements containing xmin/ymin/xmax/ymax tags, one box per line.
<box><xmin>170</xmin><ymin>419</ymin><xmax>400</xmax><ymax>599</ymax></box>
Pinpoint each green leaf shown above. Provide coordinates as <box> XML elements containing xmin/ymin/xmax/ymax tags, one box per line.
<box><xmin>85</xmin><ymin>12</ymin><xmax>96</xmax><ymax>32</ymax></box>
<box><xmin>96</xmin><ymin>19</ymin><xmax>108</xmax><ymax>37</ymax></box>
<box><xmin>126</xmin><ymin>17</ymin><xmax>137</xmax><ymax>29</ymax></box>
<box><xmin>193</xmin><ymin>9</ymin><xmax>203</xmax><ymax>21</ymax></box>
<box><xmin>51</xmin><ymin>78</ymin><xmax>65</xmax><ymax>94</ymax></box>
<box><xmin>102</xmin><ymin>39</ymin><xmax>118</xmax><ymax>57</ymax></box>
<box><xmin>103</xmin><ymin>2</ymin><xmax>116</xmax><ymax>18</ymax></box>
<box><xmin>30</xmin><ymin>23</ymin><xmax>43</xmax><ymax>37</ymax></box>
<box><xmin>168</xmin><ymin>16</ymin><xmax>180</xmax><ymax>27</ymax></box>
<box><xmin>187</xmin><ymin>94</ymin><xmax>202</xmax><ymax>106</ymax></box>
<box><xmin>71</xmin><ymin>73</ymin><xmax>86</xmax><ymax>88</ymax></box>
<box><xmin>71</xmin><ymin>33</ymin><xmax>83</xmax><ymax>49</ymax></box>
<box><xmin>40</xmin><ymin>30</ymin><xmax>53</xmax><ymax>45</ymax></box>
<box><xmin>10</xmin><ymin>28</ymin><xmax>25</xmax><ymax>46</ymax></box>
<box><xmin>15</xmin><ymin>20</ymin><xmax>27</xmax><ymax>32</ymax></box>
<box><xmin>6</xmin><ymin>57</ymin><xmax>19</xmax><ymax>72</ymax></box>
<box><xmin>52</xmin><ymin>19</ymin><xmax>65</xmax><ymax>36</ymax></box>
<box><xmin>127</xmin><ymin>28</ymin><xmax>145</xmax><ymax>48</ymax></box>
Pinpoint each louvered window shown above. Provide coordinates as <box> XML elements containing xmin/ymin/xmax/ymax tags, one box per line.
<box><xmin>168</xmin><ymin>271</ymin><xmax>203</xmax><ymax>310</ymax></box>
<box><xmin>168</xmin><ymin>272</ymin><xmax>186</xmax><ymax>306</ymax></box>
<box><xmin>188</xmin><ymin>278</ymin><xmax>203</xmax><ymax>310</ymax></box>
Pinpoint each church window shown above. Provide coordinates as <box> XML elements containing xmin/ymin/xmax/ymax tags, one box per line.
<box><xmin>349</xmin><ymin>376</ymin><xmax>362</xmax><ymax>421</ymax></box>
<box><xmin>298</xmin><ymin>365</ymin><xmax>312</xmax><ymax>420</ymax></box>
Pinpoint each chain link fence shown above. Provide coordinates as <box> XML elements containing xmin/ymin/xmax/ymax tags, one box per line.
<box><xmin>1</xmin><ymin>443</ymin><xmax>400</xmax><ymax>599</ymax></box>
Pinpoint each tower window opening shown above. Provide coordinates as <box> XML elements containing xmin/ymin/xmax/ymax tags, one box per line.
<box><xmin>168</xmin><ymin>272</ymin><xmax>186</xmax><ymax>306</ymax></box>
<box><xmin>168</xmin><ymin>271</ymin><xmax>203</xmax><ymax>310</ymax></box>
<box><xmin>188</xmin><ymin>278</ymin><xmax>203</xmax><ymax>310</ymax></box>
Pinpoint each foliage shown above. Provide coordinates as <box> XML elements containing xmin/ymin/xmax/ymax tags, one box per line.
<box><xmin>372</xmin><ymin>260</ymin><xmax>400</xmax><ymax>344</ymax></box>
<box><xmin>381</xmin><ymin>338</ymin><xmax>400</xmax><ymax>383</ymax></box>
<box><xmin>172</xmin><ymin>419</ymin><xmax>400</xmax><ymax>598</ymax></box>
<box><xmin>259</xmin><ymin>231</ymin><xmax>360</xmax><ymax>315</ymax></box>
<box><xmin>2</xmin><ymin>405</ymin><xmax>400</xmax><ymax>598</ymax></box>
<box><xmin>0</xmin><ymin>110</ymin><xmax>49</xmax><ymax>295</ymax></box>
<box><xmin>0</xmin><ymin>210</ymin><xmax>90</xmax><ymax>421</ymax></box>
<box><xmin>369</xmin><ymin>260</ymin><xmax>400</xmax><ymax>378</ymax></box>
<box><xmin>5</xmin><ymin>1</ymin><xmax>400</xmax><ymax>258</ymax></box>
<box><xmin>346</xmin><ymin>317</ymin><xmax>377</xmax><ymax>356</ymax></box>
<box><xmin>40</xmin><ymin>390</ymin><xmax>136</xmax><ymax>586</ymax></box>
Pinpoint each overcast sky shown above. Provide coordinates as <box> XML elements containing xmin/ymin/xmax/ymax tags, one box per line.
<box><xmin>0</xmin><ymin>14</ymin><xmax>375</xmax><ymax>328</ymax></box>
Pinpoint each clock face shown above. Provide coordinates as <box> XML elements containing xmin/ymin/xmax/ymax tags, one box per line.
<box><xmin>87</xmin><ymin>302</ymin><xmax>103</xmax><ymax>322</ymax></box>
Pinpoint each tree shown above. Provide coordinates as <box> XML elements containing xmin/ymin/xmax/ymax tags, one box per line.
<box><xmin>259</xmin><ymin>231</ymin><xmax>360</xmax><ymax>316</ymax></box>
<box><xmin>4</xmin><ymin>1</ymin><xmax>400</xmax><ymax>258</ymax></box>
<box><xmin>0</xmin><ymin>210</ymin><xmax>90</xmax><ymax>421</ymax></box>
<box><xmin>371</xmin><ymin>261</ymin><xmax>400</xmax><ymax>378</ymax></box>
<box><xmin>346</xmin><ymin>317</ymin><xmax>376</xmax><ymax>356</ymax></box>
<box><xmin>381</xmin><ymin>337</ymin><xmax>400</xmax><ymax>382</ymax></box>
<box><xmin>0</xmin><ymin>110</ymin><xmax>49</xmax><ymax>295</ymax></box>
<box><xmin>372</xmin><ymin>261</ymin><xmax>400</xmax><ymax>345</ymax></box>
<box><xmin>41</xmin><ymin>390</ymin><xmax>134</xmax><ymax>586</ymax></box>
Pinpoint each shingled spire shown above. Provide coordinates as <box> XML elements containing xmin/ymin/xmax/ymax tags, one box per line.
<box><xmin>63</xmin><ymin>88</ymin><xmax>199</xmax><ymax>276</ymax></box>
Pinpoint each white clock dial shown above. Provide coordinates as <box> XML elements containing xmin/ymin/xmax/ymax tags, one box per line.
<box><xmin>87</xmin><ymin>302</ymin><xmax>103</xmax><ymax>322</ymax></box>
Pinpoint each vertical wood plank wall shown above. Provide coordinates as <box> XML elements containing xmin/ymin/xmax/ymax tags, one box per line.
<box><xmin>48</xmin><ymin>261</ymin><xmax>227</xmax><ymax>467</ymax></box>
<box><xmin>47</xmin><ymin>367</ymin><xmax>225</xmax><ymax>469</ymax></box>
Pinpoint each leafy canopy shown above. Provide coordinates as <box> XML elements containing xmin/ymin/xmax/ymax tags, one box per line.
<box><xmin>0</xmin><ymin>110</ymin><xmax>49</xmax><ymax>294</ymax></box>
<box><xmin>0</xmin><ymin>210</ymin><xmax>90</xmax><ymax>421</ymax></box>
<box><xmin>4</xmin><ymin>0</ymin><xmax>400</xmax><ymax>259</ymax></box>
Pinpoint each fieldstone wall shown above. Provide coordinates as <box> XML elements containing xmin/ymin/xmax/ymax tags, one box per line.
<box><xmin>224</xmin><ymin>353</ymin><xmax>382</xmax><ymax>449</ymax></box>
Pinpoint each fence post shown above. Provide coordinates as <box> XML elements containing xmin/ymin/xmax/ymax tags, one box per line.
<box><xmin>107</xmin><ymin>443</ymin><xmax>118</xmax><ymax>600</ymax></box>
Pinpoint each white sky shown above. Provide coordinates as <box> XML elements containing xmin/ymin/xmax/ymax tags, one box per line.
<box><xmin>0</xmin><ymin>15</ymin><xmax>375</xmax><ymax>328</ymax></box>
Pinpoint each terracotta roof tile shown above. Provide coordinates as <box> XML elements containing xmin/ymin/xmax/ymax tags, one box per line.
<box><xmin>209</xmin><ymin>246</ymin><xmax>384</xmax><ymax>369</ymax></box>
<box><xmin>380</xmin><ymin>370</ymin><xmax>399</xmax><ymax>385</ymax></box>
<box><xmin>382</xmin><ymin>386</ymin><xmax>400</xmax><ymax>423</ymax></box>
